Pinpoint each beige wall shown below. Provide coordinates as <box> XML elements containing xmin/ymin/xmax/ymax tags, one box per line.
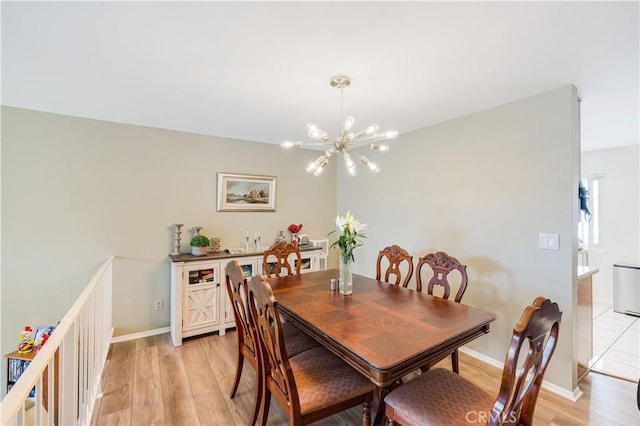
<box><xmin>2</xmin><ymin>85</ymin><xmax>582</xmax><ymax>395</ymax></box>
<box><xmin>337</xmin><ymin>86</ymin><xmax>580</xmax><ymax>393</ymax></box>
<box><xmin>0</xmin><ymin>106</ymin><xmax>337</xmax><ymax>365</ymax></box>
<box><xmin>581</xmin><ymin>145</ymin><xmax>640</xmax><ymax>304</ymax></box>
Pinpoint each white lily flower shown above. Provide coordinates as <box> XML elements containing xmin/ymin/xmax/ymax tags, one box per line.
<box><xmin>331</xmin><ymin>211</ymin><xmax>367</xmax><ymax>262</ymax></box>
<box><xmin>335</xmin><ymin>214</ymin><xmax>348</xmax><ymax>231</ymax></box>
<box><xmin>353</xmin><ymin>221</ymin><xmax>368</xmax><ymax>233</ymax></box>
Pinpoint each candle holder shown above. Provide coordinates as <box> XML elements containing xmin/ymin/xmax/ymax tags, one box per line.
<box><xmin>172</xmin><ymin>224</ymin><xmax>184</xmax><ymax>256</ymax></box>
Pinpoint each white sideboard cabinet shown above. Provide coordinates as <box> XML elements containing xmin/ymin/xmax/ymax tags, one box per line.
<box><xmin>170</xmin><ymin>246</ymin><xmax>322</xmax><ymax>347</ymax></box>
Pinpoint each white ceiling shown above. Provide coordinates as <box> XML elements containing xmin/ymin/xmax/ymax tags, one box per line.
<box><xmin>2</xmin><ymin>1</ymin><xmax>638</xmax><ymax>152</ymax></box>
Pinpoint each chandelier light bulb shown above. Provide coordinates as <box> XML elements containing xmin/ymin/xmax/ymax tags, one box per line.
<box><xmin>365</xmin><ymin>124</ymin><xmax>380</xmax><ymax>135</ymax></box>
<box><xmin>383</xmin><ymin>129</ymin><xmax>399</xmax><ymax>139</ymax></box>
<box><xmin>344</xmin><ymin>116</ymin><xmax>355</xmax><ymax>131</ymax></box>
<box><xmin>343</xmin><ymin>152</ymin><xmax>355</xmax><ymax>168</ymax></box>
<box><xmin>370</xmin><ymin>143</ymin><xmax>389</xmax><ymax>151</ymax></box>
<box><xmin>281</xmin><ymin>141</ymin><xmax>302</xmax><ymax>149</ymax></box>
<box><xmin>348</xmin><ymin>167</ymin><xmax>357</xmax><ymax>176</ymax></box>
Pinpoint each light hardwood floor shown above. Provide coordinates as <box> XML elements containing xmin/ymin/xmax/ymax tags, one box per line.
<box><xmin>91</xmin><ymin>332</ymin><xmax>640</xmax><ymax>425</ymax></box>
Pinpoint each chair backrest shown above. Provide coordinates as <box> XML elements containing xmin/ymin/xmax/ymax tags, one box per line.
<box><xmin>247</xmin><ymin>275</ymin><xmax>301</xmax><ymax>418</ymax></box>
<box><xmin>225</xmin><ymin>260</ymin><xmax>258</xmax><ymax>359</ymax></box>
<box><xmin>376</xmin><ymin>245</ymin><xmax>414</xmax><ymax>287</ymax></box>
<box><xmin>490</xmin><ymin>297</ymin><xmax>562</xmax><ymax>426</ymax></box>
<box><xmin>262</xmin><ymin>242</ymin><xmax>302</xmax><ymax>278</ymax></box>
<box><xmin>415</xmin><ymin>251</ymin><xmax>468</xmax><ymax>302</ymax></box>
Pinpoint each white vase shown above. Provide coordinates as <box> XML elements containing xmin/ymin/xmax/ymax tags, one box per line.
<box><xmin>339</xmin><ymin>255</ymin><xmax>353</xmax><ymax>295</ymax></box>
<box><xmin>191</xmin><ymin>246</ymin><xmax>208</xmax><ymax>256</ymax></box>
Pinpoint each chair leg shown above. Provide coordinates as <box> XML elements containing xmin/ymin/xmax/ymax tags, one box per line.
<box><xmin>259</xmin><ymin>388</ymin><xmax>271</xmax><ymax>426</ymax></box>
<box><xmin>361</xmin><ymin>401</ymin><xmax>371</xmax><ymax>426</ymax></box>
<box><xmin>248</xmin><ymin>363</ymin><xmax>262</xmax><ymax>426</ymax></box>
<box><xmin>229</xmin><ymin>350</ymin><xmax>245</xmax><ymax>398</ymax></box>
<box><xmin>452</xmin><ymin>349</ymin><xmax>459</xmax><ymax>374</ymax></box>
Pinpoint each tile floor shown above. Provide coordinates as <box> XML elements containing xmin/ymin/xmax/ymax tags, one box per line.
<box><xmin>590</xmin><ymin>302</ymin><xmax>640</xmax><ymax>382</ymax></box>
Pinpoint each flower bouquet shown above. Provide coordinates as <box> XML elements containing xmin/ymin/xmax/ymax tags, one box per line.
<box><xmin>330</xmin><ymin>211</ymin><xmax>367</xmax><ymax>294</ymax></box>
<box><xmin>288</xmin><ymin>223</ymin><xmax>303</xmax><ymax>247</ymax></box>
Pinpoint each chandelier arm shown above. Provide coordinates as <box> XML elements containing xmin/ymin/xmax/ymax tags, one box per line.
<box><xmin>301</xmin><ymin>142</ymin><xmax>335</xmax><ymax>146</ymax></box>
<box><xmin>344</xmin><ymin>146</ymin><xmax>367</xmax><ymax>163</ymax></box>
<box><xmin>346</xmin><ymin>139</ymin><xmax>379</xmax><ymax>147</ymax></box>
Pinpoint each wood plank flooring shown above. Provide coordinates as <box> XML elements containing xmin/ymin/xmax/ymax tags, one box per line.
<box><xmin>91</xmin><ymin>332</ymin><xmax>640</xmax><ymax>425</ymax></box>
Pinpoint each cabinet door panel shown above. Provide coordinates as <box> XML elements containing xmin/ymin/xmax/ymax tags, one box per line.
<box><xmin>183</xmin><ymin>262</ymin><xmax>221</xmax><ymax>332</ymax></box>
<box><xmin>184</xmin><ymin>286</ymin><xmax>219</xmax><ymax>330</ymax></box>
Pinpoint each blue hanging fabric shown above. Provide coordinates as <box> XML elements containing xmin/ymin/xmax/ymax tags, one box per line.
<box><xmin>579</xmin><ymin>183</ymin><xmax>592</xmax><ymax>221</ymax></box>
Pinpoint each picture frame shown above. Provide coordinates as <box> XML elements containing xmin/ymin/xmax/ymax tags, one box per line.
<box><xmin>33</xmin><ymin>325</ymin><xmax>56</xmax><ymax>344</ymax></box>
<box><xmin>217</xmin><ymin>172</ymin><xmax>276</xmax><ymax>212</ymax></box>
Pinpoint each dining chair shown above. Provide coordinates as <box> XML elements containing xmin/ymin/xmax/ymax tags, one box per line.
<box><xmin>385</xmin><ymin>297</ymin><xmax>562</xmax><ymax>426</ymax></box>
<box><xmin>375</xmin><ymin>244</ymin><xmax>414</xmax><ymax>288</ymax></box>
<box><xmin>415</xmin><ymin>251</ymin><xmax>468</xmax><ymax>373</ymax></box>
<box><xmin>225</xmin><ymin>261</ymin><xmax>319</xmax><ymax>425</ymax></box>
<box><xmin>262</xmin><ymin>242</ymin><xmax>302</xmax><ymax>278</ymax></box>
<box><xmin>247</xmin><ymin>274</ymin><xmax>375</xmax><ymax>426</ymax></box>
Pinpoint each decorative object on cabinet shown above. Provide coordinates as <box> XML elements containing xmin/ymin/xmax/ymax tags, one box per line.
<box><xmin>297</xmin><ymin>234</ymin><xmax>310</xmax><ymax>246</ymax></box>
<box><xmin>172</xmin><ymin>223</ymin><xmax>184</xmax><ymax>255</ymax></box>
<box><xmin>169</xmin><ymin>246</ymin><xmax>323</xmax><ymax>347</ymax></box>
<box><xmin>32</xmin><ymin>325</ymin><xmax>55</xmax><ymax>353</ymax></box>
<box><xmin>210</xmin><ymin>237</ymin><xmax>221</xmax><ymax>253</ymax></box>
<box><xmin>287</xmin><ymin>223</ymin><xmax>303</xmax><ymax>247</ymax></box>
<box><xmin>190</xmin><ymin>234</ymin><xmax>211</xmax><ymax>256</ymax></box>
<box><xmin>17</xmin><ymin>326</ymin><xmax>35</xmax><ymax>354</ymax></box>
<box><xmin>217</xmin><ymin>172</ymin><xmax>276</xmax><ymax>212</ymax></box>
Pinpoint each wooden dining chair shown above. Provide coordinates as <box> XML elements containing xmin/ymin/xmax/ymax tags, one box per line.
<box><xmin>225</xmin><ymin>261</ymin><xmax>319</xmax><ymax>425</ymax></box>
<box><xmin>385</xmin><ymin>297</ymin><xmax>562</xmax><ymax>426</ymax></box>
<box><xmin>247</xmin><ymin>274</ymin><xmax>375</xmax><ymax>426</ymax></box>
<box><xmin>376</xmin><ymin>244</ymin><xmax>414</xmax><ymax>287</ymax></box>
<box><xmin>415</xmin><ymin>251</ymin><xmax>468</xmax><ymax>373</ymax></box>
<box><xmin>262</xmin><ymin>242</ymin><xmax>302</xmax><ymax>278</ymax></box>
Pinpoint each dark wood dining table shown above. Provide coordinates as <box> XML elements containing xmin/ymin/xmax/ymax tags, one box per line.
<box><xmin>267</xmin><ymin>269</ymin><xmax>497</xmax><ymax>425</ymax></box>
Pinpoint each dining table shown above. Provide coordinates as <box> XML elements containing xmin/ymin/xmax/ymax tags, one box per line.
<box><xmin>267</xmin><ymin>269</ymin><xmax>497</xmax><ymax>425</ymax></box>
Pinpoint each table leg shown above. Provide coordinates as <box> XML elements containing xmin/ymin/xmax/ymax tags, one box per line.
<box><xmin>374</xmin><ymin>386</ymin><xmax>389</xmax><ymax>426</ymax></box>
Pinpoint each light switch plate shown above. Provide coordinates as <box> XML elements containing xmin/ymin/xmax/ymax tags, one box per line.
<box><xmin>539</xmin><ymin>233</ymin><xmax>560</xmax><ymax>250</ymax></box>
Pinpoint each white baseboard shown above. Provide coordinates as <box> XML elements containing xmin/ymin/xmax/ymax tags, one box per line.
<box><xmin>110</xmin><ymin>327</ymin><xmax>170</xmax><ymax>343</ymax></box>
<box><xmin>459</xmin><ymin>347</ymin><xmax>584</xmax><ymax>402</ymax></box>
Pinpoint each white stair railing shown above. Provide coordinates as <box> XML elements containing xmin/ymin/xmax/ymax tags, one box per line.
<box><xmin>0</xmin><ymin>256</ymin><xmax>114</xmax><ymax>425</ymax></box>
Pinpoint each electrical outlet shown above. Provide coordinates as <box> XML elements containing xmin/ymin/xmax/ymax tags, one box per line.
<box><xmin>154</xmin><ymin>299</ymin><xmax>164</xmax><ymax>311</ymax></box>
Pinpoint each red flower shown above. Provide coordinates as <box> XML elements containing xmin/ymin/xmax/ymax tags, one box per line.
<box><xmin>288</xmin><ymin>223</ymin><xmax>303</xmax><ymax>233</ymax></box>
<box><xmin>24</xmin><ymin>326</ymin><xmax>32</xmax><ymax>332</ymax></box>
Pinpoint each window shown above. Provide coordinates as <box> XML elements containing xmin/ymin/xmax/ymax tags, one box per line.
<box><xmin>578</xmin><ymin>174</ymin><xmax>604</xmax><ymax>250</ymax></box>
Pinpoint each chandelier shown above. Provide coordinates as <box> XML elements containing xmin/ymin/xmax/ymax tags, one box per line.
<box><xmin>281</xmin><ymin>75</ymin><xmax>398</xmax><ymax>176</ymax></box>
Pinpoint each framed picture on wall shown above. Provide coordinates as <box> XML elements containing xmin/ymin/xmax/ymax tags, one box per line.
<box><xmin>217</xmin><ymin>172</ymin><xmax>277</xmax><ymax>212</ymax></box>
